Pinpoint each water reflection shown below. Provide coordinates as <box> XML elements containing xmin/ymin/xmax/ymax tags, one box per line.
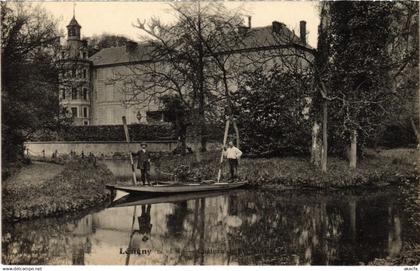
<box><xmin>2</xmin><ymin>188</ymin><xmax>418</xmax><ymax>265</ymax></box>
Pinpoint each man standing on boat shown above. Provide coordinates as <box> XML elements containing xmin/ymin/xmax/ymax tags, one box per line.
<box><xmin>224</xmin><ymin>141</ymin><xmax>242</xmax><ymax>180</ymax></box>
<box><xmin>133</xmin><ymin>143</ymin><xmax>151</xmax><ymax>185</ymax></box>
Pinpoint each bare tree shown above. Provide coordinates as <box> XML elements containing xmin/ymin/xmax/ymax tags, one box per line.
<box><xmin>113</xmin><ymin>2</ymin><xmax>246</xmax><ymax>157</ymax></box>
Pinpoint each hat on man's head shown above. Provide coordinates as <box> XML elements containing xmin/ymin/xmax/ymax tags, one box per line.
<box><xmin>140</xmin><ymin>142</ymin><xmax>148</xmax><ymax>147</ymax></box>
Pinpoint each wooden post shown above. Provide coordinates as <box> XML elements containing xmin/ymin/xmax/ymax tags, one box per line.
<box><xmin>122</xmin><ymin>116</ymin><xmax>137</xmax><ymax>185</ymax></box>
<box><xmin>217</xmin><ymin>119</ymin><xmax>230</xmax><ymax>182</ymax></box>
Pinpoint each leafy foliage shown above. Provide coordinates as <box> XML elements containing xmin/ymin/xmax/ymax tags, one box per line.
<box><xmin>160</xmin><ymin>95</ymin><xmax>190</xmax><ymax>153</ymax></box>
<box><xmin>232</xmin><ymin>67</ymin><xmax>315</xmax><ymax>157</ymax></box>
<box><xmin>86</xmin><ymin>34</ymin><xmax>135</xmax><ymax>56</ymax></box>
<box><xmin>325</xmin><ymin>2</ymin><xmax>397</xmax><ymax>155</ymax></box>
<box><xmin>1</xmin><ymin>3</ymin><xmax>71</xmax><ymax>164</ymax></box>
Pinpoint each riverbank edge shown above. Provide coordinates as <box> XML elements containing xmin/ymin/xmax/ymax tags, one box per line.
<box><xmin>368</xmin><ymin>244</ymin><xmax>420</xmax><ymax>266</ymax></box>
<box><xmin>2</xmin><ymin>161</ymin><xmax>116</xmax><ymax>223</ymax></box>
<box><xmin>152</xmin><ymin>149</ymin><xmax>418</xmax><ymax>189</ymax></box>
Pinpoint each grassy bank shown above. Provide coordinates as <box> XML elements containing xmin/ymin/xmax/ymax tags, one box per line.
<box><xmin>152</xmin><ymin>148</ymin><xmax>417</xmax><ymax>188</ymax></box>
<box><xmin>2</xmin><ymin>161</ymin><xmax>116</xmax><ymax>222</ymax></box>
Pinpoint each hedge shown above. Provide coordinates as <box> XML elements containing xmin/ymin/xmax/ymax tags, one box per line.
<box><xmin>32</xmin><ymin>123</ymin><xmax>226</xmax><ymax>142</ymax></box>
<box><xmin>33</xmin><ymin>124</ymin><xmax>176</xmax><ymax>142</ymax></box>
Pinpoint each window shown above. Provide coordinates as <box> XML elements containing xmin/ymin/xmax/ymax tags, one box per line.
<box><xmin>83</xmin><ymin>69</ymin><xmax>87</xmax><ymax>79</ymax></box>
<box><xmin>83</xmin><ymin>107</ymin><xmax>88</xmax><ymax>118</ymax></box>
<box><xmin>71</xmin><ymin>107</ymin><xmax>78</xmax><ymax>117</ymax></box>
<box><xmin>71</xmin><ymin>87</ymin><xmax>77</xmax><ymax>100</ymax></box>
<box><xmin>62</xmin><ymin>89</ymin><xmax>66</xmax><ymax>100</ymax></box>
<box><xmin>72</xmin><ymin>68</ymin><xmax>76</xmax><ymax>78</ymax></box>
<box><xmin>83</xmin><ymin>52</ymin><xmax>87</xmax><ymax>59</ymax></box>
<box><xmin>146</xmin><ymin>111</ymin><xmax>166</xmax><ymax>123</ymax></box>
<box><xmin>61</xmin><ymin>51</ymin><xmax>65</xmax><ymax>59</ymax></box>
<box><xmin>83</xmin><ymin>88</ymin><xmax>88</xmax><ymax>100</ymax></box>
<box><xmin>83</xmin><ymin>120</ymin><xmax>89</xmax><ymax>125</ymax></box>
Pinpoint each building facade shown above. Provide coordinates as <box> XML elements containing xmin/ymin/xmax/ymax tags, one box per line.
<box><xmin>59</xmin><ymin>16</ymin><xmax>312</xmax><ymax>126</ymax></box>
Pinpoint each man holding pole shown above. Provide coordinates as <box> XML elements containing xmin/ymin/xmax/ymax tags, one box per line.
<box><xmin>132</xmin><ymin>143</ymin><xmax>151</xmax><ymax>185</ymax></box>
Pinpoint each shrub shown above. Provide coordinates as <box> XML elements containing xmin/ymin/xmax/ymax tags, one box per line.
<box><xmin>32</xmin><ymin>123</ymin><xmax>176</xmax><ymax>142</ymax></box>
<box><xmin>233</xmin><ymin>68</ymin><xmax>314</xmax><ymax>157</ymax></box>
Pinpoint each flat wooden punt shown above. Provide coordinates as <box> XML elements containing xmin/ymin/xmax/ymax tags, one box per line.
<box><xmin>106</xmin><ymin>181</ymin><xmax>247</xmax><ymax>194</ymax></box>
<box><xmin>110</xmin><ymin>189</ymin><xmax>244</xmax><ymax>208</ymax></box>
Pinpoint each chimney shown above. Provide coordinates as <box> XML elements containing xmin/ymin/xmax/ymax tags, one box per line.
<box><xmin>272</xmin><ymin>21</ymin><xmax>282</xmax><ymax>33</ymax></box>
<box><xmin>126</xmin><ymin>41</ymin><xmax>137</xmax><ymax>52</ymax></box>
<box><xmin>248</xmin><ymin>16</ymin><xmax>252</xmax><ymax>28</ymax></box>
<box><xmin>238</xmin><ymin>26</ymin><xmax>248</xmax><ymax>36</ymax></box>
<box><xmin>299</xmin><ymin>20</ymin><xmax>307</xmax><ymax>45</ymax></box>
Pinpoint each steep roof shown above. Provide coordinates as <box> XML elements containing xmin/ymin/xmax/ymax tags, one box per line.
<box><xmin>89</xmin><ymin>23</ymin><xmax>311</xmax><ymax>67</ymax></box>
<box><xmin>241</xmin><ymin>24</ymin><xmax>304</xmax><ymax>49</ymax></box>
<box><xmin>89</xmin><ymin>44</ymin><xmax>155</xmax><ymax>66</ymax></box>
<box><xmin>67</xmin><ymin>16</ymin><xmax>81</xmax><ymax>28</ymax></box>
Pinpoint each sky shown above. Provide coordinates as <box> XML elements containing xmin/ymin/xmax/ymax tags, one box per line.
<box><xmin>40</xmin><ymin>1</ymin><xmax>320</xmax><ymax>47</ymax></box>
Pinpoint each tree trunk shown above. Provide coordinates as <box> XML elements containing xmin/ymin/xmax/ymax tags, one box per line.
<box><xmin>197</xmin><ymin>3</ymin><xmax>206</xmax><ymax>153</ymax></box>
<box><xmin>311</xmin><ymin>121</ymin><xmax>321</xmax><ymax>167</ymax></box>
<box><xmin>410</xmin><ymin>117</ymin><xmax>420</xmax><ymax>144</ymax></box>
<box><xmin>321</xmin><ymin>101</ymin><xmax>328</xmax><ymax>173</ymax></box>
<box><xmin>193</xmin><ymin>111</ymin><xmax>202</xmax><ymax>162</ymax></box>
<box><xmin>199</xmin><ymin>111</ymin><xmax>206</xmax><ymax>152</ymax></box>
<box><xmin>349</xmin><ymin>129</ymin><xmax>357</xmax><ymax>169</ymax></box>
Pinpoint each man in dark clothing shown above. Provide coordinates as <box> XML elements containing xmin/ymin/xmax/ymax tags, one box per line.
<box><xmin>132</xmin><ymin>204</ymin><xmax>152</xmax><ymax>242</ymax></box>
<box><xmin>132</xmin><ymin>143</ymin><xmax>151</xmax><ymax>185</ymax></box>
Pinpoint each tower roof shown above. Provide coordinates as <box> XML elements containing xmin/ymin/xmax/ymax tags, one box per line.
<box><xmin>67</xmin><ymin>16</ymin><xmax>81</xmax><ymax>28</ymax></box>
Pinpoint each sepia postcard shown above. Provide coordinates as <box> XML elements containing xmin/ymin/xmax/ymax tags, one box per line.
<box><xmin>1</xmin><ymin>1</ymin><xmax>419</xmax><ymax>270</ymax></box>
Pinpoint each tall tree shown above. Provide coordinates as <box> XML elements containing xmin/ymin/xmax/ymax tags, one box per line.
<box><xmin>117</xmin><ymin>2</ymin><xmax>244</xmax><ymax>158</ymax></box>
<box><xmin>386</xmin><ymin>2</ymin><xmax>419</xmax><ymax>144</ymax></box>
<box><xmin>327</xmin><ymin>2</ymin><xmax>395</xmax><ymax>168</ymax></box>
<box><xmin>1</xmin><ymin>3</ymin><xmax>70</xmax><ymax>165</ymax></box>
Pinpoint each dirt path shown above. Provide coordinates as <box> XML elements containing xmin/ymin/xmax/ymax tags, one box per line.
<box><xmin>5</xmin><ymin>161</ymin><xmax>64</xmax><ymax>188</ymax></box>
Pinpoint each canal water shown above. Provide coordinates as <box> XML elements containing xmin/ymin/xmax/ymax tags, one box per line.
<box><xmin>2</xmin><ymin>162</ymin><xmax>419</xmax><ymax>265</ymax></box>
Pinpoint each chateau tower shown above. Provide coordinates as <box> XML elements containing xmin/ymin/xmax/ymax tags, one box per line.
<box><xmin>59</xmin><ymin>15</ymin><xmax>92</xmax><ymax>125</ymax></box>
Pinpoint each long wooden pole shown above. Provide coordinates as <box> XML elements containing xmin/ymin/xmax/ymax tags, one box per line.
<box><xmin>125</xmin><ymin>206</ymin><xmax>137</xmax><ymax>265</ymax></box>
<box><xmin>122</xmin><ymin>116</ymin><xmax>137</xmax><ymax>185</ymax></box>
<box><xmin>217</xmin><ymin>119</ymin><xmax>230</xmax><ymax>182</ymax></box>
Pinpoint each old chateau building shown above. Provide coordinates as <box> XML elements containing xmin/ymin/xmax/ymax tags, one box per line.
<box><xmin>59</xmin><ymin>16</ymin><xmax>312</xmax><ymax>126</ymax></box>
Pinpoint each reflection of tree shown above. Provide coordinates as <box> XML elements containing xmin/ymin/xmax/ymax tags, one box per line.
<box><xmin>227</xmin><ymin>190</ymin><xmax>397</xmax><ymax>265</ymax></box>
<box><xmin>2</xmin><ymin>214</ymin><xmax>93</xmax><ymax>265</ymax></box>
<box><xmin>3</xmin><ymin>188</ymin><xmax>414</xmax><ymax>265</ymax></box>
<box><xmin>166</xmin><ymin>202</ymin><xmax>190</xmax><ymax>238</ymax></box>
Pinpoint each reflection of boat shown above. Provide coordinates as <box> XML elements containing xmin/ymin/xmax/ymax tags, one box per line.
<box><xmin>106</xmin><ymin>181</ymin><xmax>247</xmax><ymax>195</ymax></box>
<box><xmin>110</xmin><ymin>189</ymin><xmax>243</xmax><ymax>208</ymax></box>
